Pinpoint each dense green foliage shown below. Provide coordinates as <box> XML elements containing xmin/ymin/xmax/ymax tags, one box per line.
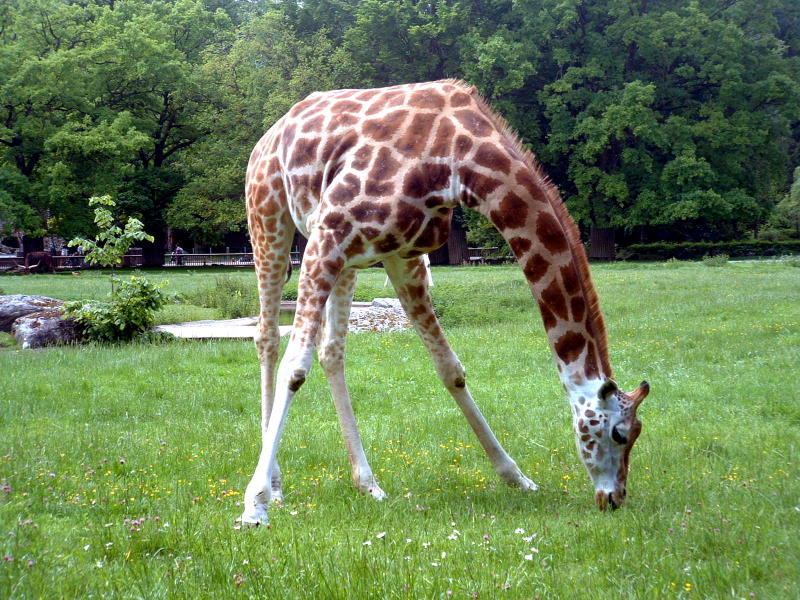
<box><xmin>1</xmin><ymin>0</ymin><xmax>799</xmax><ymax>253</ymax></box>
<box><xmin>2</xmin><ymin>263</ymin><xmax>799</xmax><ymax>598</ymax></box>
<box><xmin>63</xmin><ymin>275</ymin><xmax>169</xmax><ymax>341</ymax></box>
<box><xmin>623</xmin><ymin>239</ymin><xmax>800</xmax><ymax>260</ymax></box>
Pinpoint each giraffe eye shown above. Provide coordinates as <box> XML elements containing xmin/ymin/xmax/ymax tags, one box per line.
<box><xmin>611</xmin><ymin>425</ymin><xmax>628</xmax><ymax>445</ymax></box>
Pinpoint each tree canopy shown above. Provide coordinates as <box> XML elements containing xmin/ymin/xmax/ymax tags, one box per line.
<box><xmin>1</xmin><ymin>0</ymin><xmax>799</xmax><ymax>258</ymax></box>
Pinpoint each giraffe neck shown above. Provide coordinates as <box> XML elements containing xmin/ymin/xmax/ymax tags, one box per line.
<box><xmin>465</xmin><ymin>161</ymin><xmax>612</xmax><ymax>395</ymax></box>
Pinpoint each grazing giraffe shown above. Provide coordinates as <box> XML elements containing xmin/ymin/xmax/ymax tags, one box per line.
<box><xmin>239</xmin><ymin>80</ymin><xmax>649</xmax><ymax>527</ymax></box>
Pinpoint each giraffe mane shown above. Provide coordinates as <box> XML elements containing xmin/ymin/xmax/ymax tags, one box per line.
<box><xmin>444</xmin><ymin>79</ymin><xmax>612</xmax><ymax>377</ymax></box>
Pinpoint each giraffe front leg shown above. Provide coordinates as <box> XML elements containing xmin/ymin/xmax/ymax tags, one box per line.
<box><xmin>238</xmin><ymin>343</ymin><xmax>311</xmax><ymax>527</ymax></box>
<box><xmin>317</xmin><ymin>269</ymin><xmax>386</xmax><ymax>501</ymax></box>
<box><xmin>239</xmin><ymin>231</ymin><xmax>345</xmax><ymax>527</ymax></box>
<box><xmin>383</xmin><ymin>256</ymin><xmax>538</xmax><ymax>493</ymax></box>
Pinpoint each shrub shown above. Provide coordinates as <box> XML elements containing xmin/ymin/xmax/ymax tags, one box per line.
<box><xmin>64</xmin><ymin>275</ymin><xmax>169</xmax><ymax>341</ymax></box>
<box><xmin>623</xmin><ymin>240</ymin><xmax>800</xmax><ymax>260</ymax></box>
<box><xmin>186</xmin><ymin>276</ymin><xmax>259</xmax><ymax>319</ymax></box>
<box><xmin>702</xmin><ymin>254</ymin><xmax>729</xmax><ymax>267</ymax></box>
<box><xmin>782</xmin><ymin>255</ymin><xmax>800</xmax><ymax>267</ymax></box>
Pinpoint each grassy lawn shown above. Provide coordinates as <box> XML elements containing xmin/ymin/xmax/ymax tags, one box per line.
<box><xmin>1</xmin><ymin>261</ymin><xmax>798</xmax><ymax>599</ymax></box>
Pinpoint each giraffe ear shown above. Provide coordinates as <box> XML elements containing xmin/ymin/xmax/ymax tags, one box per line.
<box><xmin>598</xmin><ymin>379</ymin><xmax>618</xmax><ymax>402</ymax></box>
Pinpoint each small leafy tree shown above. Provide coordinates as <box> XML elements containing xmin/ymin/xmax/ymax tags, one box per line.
<box><xmin>68</xmin><ymin>195</ymin><xmax>154</xmax><ymax>285</ymax></box>
<box><xmin>64</xmin><ymin>195</ymin><xmax>169</xmax><ymax>342</ymax></box>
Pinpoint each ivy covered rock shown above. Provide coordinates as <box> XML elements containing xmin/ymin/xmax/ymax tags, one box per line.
<box><xmin>0</xmin><ymin>295</ymin><xmax>63</xmax><ymax>332</ymax></box>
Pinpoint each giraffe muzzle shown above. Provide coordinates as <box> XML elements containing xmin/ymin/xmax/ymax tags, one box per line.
<box><xmin>595</xmin><ymin>488</ymin><xmax>625</xmax><ymax>511</ymax></box>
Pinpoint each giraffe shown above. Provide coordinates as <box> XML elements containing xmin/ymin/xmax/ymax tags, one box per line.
<box><xmin>239</xmin><ymin>80</ymin><xmax>649</xmax><ymax>527</ymax></box>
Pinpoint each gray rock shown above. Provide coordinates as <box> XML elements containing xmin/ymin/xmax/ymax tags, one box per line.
<box><xmin>371</xmin><ymin>297</ymin><xmax>402</xmax><ymax>309</ymax></box>
<box><xmin>11</xmin><ymin>309</ymin><xmax>83</xmax><ymax>349</ymax></box>
<box><xmin>0</xmin><ymin>295</ymin><xmax>64</xmax><ymax>332</ymax></box>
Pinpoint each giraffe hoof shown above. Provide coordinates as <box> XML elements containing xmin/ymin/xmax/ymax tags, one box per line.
<box><xmin>234</xmin><ymin>518</ymin><xmax>270</xmax><ymax>530</ymax></box>
<box><xmin>516</xmin><ymin>476</ymin><xmax>539</xmax><ymax>492</ymax></box>
<box><xmin>368</xmin><ymin>486</ymin><xmax>388</xmax><ymax>501</ymax></box>
<box><xmin>503</xmin><ymin>471</ymin><xmax>538</xmax><ymax>492</ymax></box>
<box><xmin>358</xmin><ymin>481</ymin><xmax>387</xmax><ymax>501</ymax></box>
<box><xmin>236</xmin><ymin>505</ymin><xmax>270</xmax><ymax>529</ymax></box>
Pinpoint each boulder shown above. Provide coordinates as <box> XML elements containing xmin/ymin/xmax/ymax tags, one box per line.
<box><xmin>371</xmin><ymin>297</ymin><xmax>402</xmax><ymax>309</ymax></box>
<box><xmin>11</xmin><ymin>309</ymin><xmax>83</xmax><ymax>349</ymax></box>
<box><xmin>0</xmin><ymin>295</ymin><xmax>64</xmax><ymax>332</ymax></box>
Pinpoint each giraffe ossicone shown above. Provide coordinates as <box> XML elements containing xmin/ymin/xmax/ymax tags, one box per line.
<box><xmin>238</xmin><ymin>80</ymin><xmax>649</xmax><ymax>527</ymax></box>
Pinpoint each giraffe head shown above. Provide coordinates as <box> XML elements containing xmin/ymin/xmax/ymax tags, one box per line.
<box><xmin>573</xmin><ymin>379</ymin><xmax>649</xmax><ymax>510</ymax></box>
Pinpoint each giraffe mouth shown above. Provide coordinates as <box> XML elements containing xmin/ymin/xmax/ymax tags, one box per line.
<box><xmin>595</xmin><ymin>489</ymin><xmax>624</xmax><ymax>511</ymax></box>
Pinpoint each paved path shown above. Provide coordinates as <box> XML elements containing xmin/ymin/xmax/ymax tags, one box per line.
<box><xmin>153</xmin><ymin>317</ymin><xmax>287</xmax><ymax>339</ymax></box>
<box><xmin>153</xmin><ymin>298</ymin><xmax>409</xmax><ymax>339</ymax></box>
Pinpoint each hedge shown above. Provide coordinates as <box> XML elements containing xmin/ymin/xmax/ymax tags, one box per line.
<box><xmin>621</xmin><ymin>240</ymin><xmax>800</xmax><ymax>260</ymax></box>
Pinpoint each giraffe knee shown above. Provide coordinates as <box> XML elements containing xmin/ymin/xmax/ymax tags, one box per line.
<box><xmin>318</xmin><ymin>343</ymin><xmax>344</xmax><ymax>373</ymax></box>
<box><xmin>288</xmin><ymin>369</ymin><xmax>306</xmax><ymax>392</ymax></box>
<box><xmin>444</xmin><ymin>363</ymin><xmax>466</xmax><ymax>390</ymax></box>
<box><xmin>255</xmin><ymin>329</ymin><xmax>280</xmax><ymax>363</ymax></box>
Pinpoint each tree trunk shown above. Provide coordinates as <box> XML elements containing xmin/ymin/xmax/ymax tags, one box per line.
<box><xmin>141</xmin><ymin>229</ymin><xmax>167</xmax><ymax>267</ymax></box>
<box><xmin>22</xmin><ymin>235</ymin><xmax>44</xmax><ymax>254</ymax></box>
<box><xmin>589</xmin><ymin>226</ymin><xmax>616</xmax><ymax>261</ymax></box>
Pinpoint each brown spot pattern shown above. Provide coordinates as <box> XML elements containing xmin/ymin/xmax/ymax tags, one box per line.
<box><xmin>454</xmin><ymin>110</ymin><xmax>493</xmax><ymax>137</ymax></box>
<box><xmin>474</xmin><ymin>143</ymin><xmax>511</xmax><ymax>174</ymax></box>
<box><xmin>458</xmin><ymin>167</ymin><xmax>502</xmax><ymax>201</ymax></box>
<box><xmin>376</xmin><ymin>234</ymin><xmax>401</xmax><ymax>253</ymax></box>
<box><xmin>409</xmin><ymin>89</ymin><xmax>445</xmax><ymax>109</ymax></box>
<box><xmin>584</xmin><ymin>341</ymin><xmax>600</xmax><ymax>379</ymax></box>
<box><xmin>450</xmin><ymin>92</ymin><xmax>472</xmax><ymax>107</ymax></box>
<box><xmin>396</xmin><ymin>200</ymin><xmax>426</xmax><ymax>234</ymax></box>
<box><xmin>331</xmin><ymin>100</ymin><xmax>361</xmax><ymax>113</ymax></box>
<box><xmin>522</xmin><ymin>253</ymin><xmax>549</xmax><ymax>284</ymax></box>
<box><xmin>570</xmin><ymin>296</ymin><xmax>586</xmax><ymax>322</ymax></box>
<box><xmin>365</xmin><ymin>91</ymin><xmax>404</xmax><ymax>115</ymax></box>
<box><xmin>328</xmin><ymin>173</ymin><xmax>361</xmax><ymax>205</ymax></box>
<box><xmin>430</xmin><ymin>118</ymin><xmax>455</xmax><ymax>156</ymax></box>
<box><xmin>541</xmin><ymin>278</ymin><xmax>568</xmax><ymax>320</ymax></box>
<box><xmin>301</xmin><ymin>115</ymin><xmax>325</xmax><ymax>133</ymax></box>
<box><xmin>369</xmin><ymin>147</ymin><xmax>401</xmax><ymax>182</ymax></box>
<box><xmin>403</xmin><ymin>164</ymin><xmax>452</xmax><ymax>198</ymax></box>
<box><xmin>560</xmin><ymin>265</ymin><xmax>581</xmax><ymax>296</ymax></box>
<box><xmin>555</xmin><ymin>331</ymin><xmax>587</xmax><ymax>364</ymax></box>
<box><xmin>352</xmin><ymin>145</ymin><xmax>373</xmax><ymax>170</ymax></box>
<box><xmin>395</xmin><ymin>113</ymin><xmax>436</xmax><ymax>157</ymax></box>
<box><xmin>508</xmin><ymin>237</ymin><xmax>532</xmax><ymax>258</ymax></box>
<box><xmin>363</xmin><ymin>110</ymin><xmax>408</xmax><ymax>141</ymax></box>
<box><xmin>536</xmin><ymin>212</ymin><xmax>569</xmax><ymax>255</ymax></box>
<box><xmin>454</xmin><ymin>135</ymin><xmax>473</xmax><ymax>159</ymax></box>
<box><xmin>537</xmin><ymin>301</ymin><xmax>557</xmax><ymax>331</ymax></box>
<box><xmin>498</xmin><ymin>192</ymin><xmax>528</xmax><ymax>229</ymax></box>
<box><xmin>414</xmin><ymin>216</ymin><xmax>449</xmax><ymax>250</ymax></box>
<box><xmin>352</xmin><ymin>202</ymin><xmax>391</xmax><ymax>223</ymax></box>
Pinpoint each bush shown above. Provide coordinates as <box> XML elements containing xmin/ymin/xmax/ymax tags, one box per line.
<box><xmin>702</xmin><ymin>254</ymin><xmax>729</xmax><ymax>267</ymax></box>
<box><xmin>64</xmin><ymin>275</ymin><xmax>169</xmax><ymax>341</ymax></box>
<box><xmin>622</xmin><ymin>240</ymin><xmax>800</xmax><ymax>260</ymax></box>
<box><xmin>186</xmin><ymin>276</ymin><xmax>259</xmax><ymax>319</ymax></box>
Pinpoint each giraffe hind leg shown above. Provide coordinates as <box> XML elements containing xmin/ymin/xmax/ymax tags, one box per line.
<box><xmin>316</xmin><ymin>268</ymin><xmax>387</xmax><ymax>500</ymax></box>
<box><xmin>383</xmin><ymin>256</ymin><xmax>538</xmax><ymax>492</ymax></box>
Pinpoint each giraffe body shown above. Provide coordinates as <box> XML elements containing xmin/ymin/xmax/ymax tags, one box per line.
<box><xmin>240</xmin><ymin>80</ymin><xmax>648</xmax><ymax>526</ymax></box>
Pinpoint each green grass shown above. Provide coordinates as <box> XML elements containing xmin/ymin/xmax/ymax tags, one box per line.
<box><xmin>1</xmin><ymin>262</ymin><xmax>798</xmax><ymax>599</ymax></box>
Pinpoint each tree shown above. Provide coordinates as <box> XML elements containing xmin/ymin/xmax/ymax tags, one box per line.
<box><xmin>531</xmin><ymin>0</ymin><xmax>800</xmax><ymax>255</ymax></box>
<box><xmin>68</xmin><ymin>195</ymin><xmax>154</xmax><ymax>289</ymax></box>
<box><xmin>772</xmin><ymin>166</ymin><xmax>800</xmax><ymax>237</ymax></box>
